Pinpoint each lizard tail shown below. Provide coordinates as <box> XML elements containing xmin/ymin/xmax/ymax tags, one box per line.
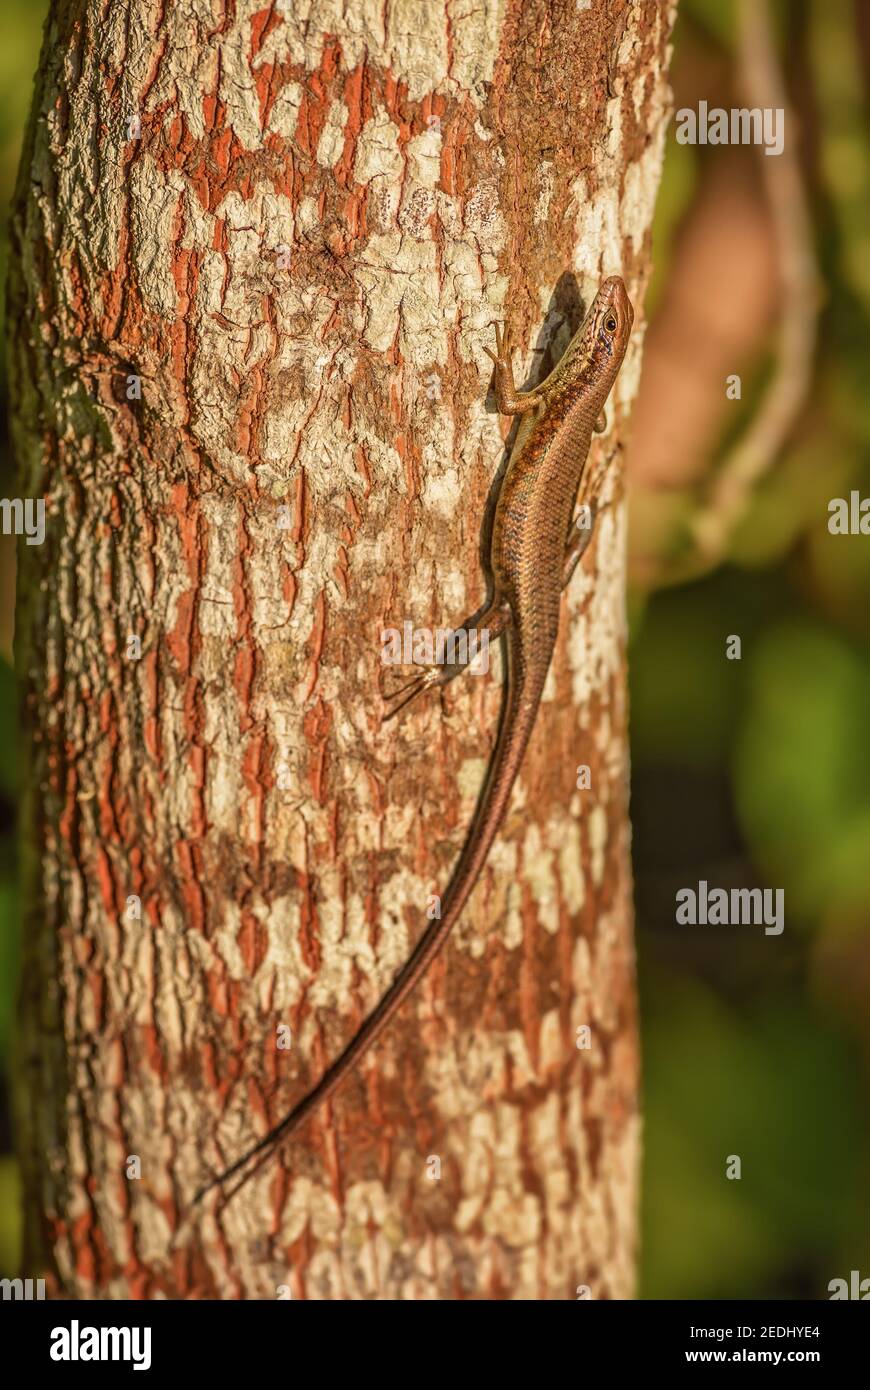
<box><xmin>195</xmin><ymin>638</ymin><xmax>547</xmax><ymax>1205</ymax></box>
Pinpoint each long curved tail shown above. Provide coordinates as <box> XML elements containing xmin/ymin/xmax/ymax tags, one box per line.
<box><xmin>195</xmin><ymin>638</ymin><xmax>547</xmax><ymax>1203</ymax></box>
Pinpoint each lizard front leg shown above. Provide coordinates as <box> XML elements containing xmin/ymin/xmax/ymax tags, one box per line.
<box><xmin>483</xmin><ymin>323</ymin><xmax>546</xmax><ymax>415</ymax></box>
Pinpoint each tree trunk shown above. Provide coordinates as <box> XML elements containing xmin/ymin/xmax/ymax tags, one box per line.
<box><xmin>8</xmin><ymin>0</ymin><xmax>676</xmax><ymax>1299</ymax></box>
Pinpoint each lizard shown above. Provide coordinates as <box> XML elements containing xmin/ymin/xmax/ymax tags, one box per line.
<box><xmin>195</xmin><ymin>274</ymin><xmax>634</xmax><ymax>1203</ymax></box>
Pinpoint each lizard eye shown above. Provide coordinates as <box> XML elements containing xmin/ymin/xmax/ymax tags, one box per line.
<box><xmin>604</xmin><ymin>313</ymin><xmax>618</xmax><ymax>334</ymax></box>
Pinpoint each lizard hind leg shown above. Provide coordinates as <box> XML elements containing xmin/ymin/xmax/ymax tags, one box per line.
<box><xmin>382</xmin><ymin>601</ymin><xmax>511</xmax><ymax>722</ymax></box>
<box><xmin>561</xmin><ymin>503</ymin><xmax>600</xmax><ymax>589</ymax></box>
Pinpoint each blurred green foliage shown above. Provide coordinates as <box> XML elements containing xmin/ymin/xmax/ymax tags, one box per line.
<box><xmin>634</xmin><ymin>0</ymin><xmax>870</xmax><ymax>1299</ymax></box>
<box><xmin>642</xmin><ymin>972</ymin><xmax>865</xmax><ymax>1297</ymax></box>
<box><xmin>736</xmin><ymin>621</ymin><xmax>870</xmax><ymax>922</ymax></box>
<box><xmin>0</xmin><ymin>3</ymin><xmax>46</xmax><ymax>355</ymax></box>
<box><xmin>0</xmin><ymin>0</ymin><xmax>45</xmax><ymax>1284</ymax></box>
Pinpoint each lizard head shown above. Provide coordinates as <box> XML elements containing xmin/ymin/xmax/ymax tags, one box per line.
<box><xmin>588</xmin><ymin>275</ymin><xmax>633</xmax><ymax>380</ymax></box>
<box><xmin>553</xmin><ymin>275</ymin><xmax>634</xmax><ymax>404</ymax></box>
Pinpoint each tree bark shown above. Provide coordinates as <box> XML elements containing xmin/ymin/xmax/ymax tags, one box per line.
<box><xmin>8</xmin><ymin>0</ymin><xmax>676</xmax><ymax>1299</ymax></box>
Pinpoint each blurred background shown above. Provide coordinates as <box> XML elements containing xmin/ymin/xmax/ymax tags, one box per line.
<box><xmin>630</xmin><ymin>0</ymin><xmax>870</xmax><ymax>1298</ymax></box>
<box><xmin>0</xmin><ymin>0</ymin><xmax>867</xmax><ymax>1297</ymax></box>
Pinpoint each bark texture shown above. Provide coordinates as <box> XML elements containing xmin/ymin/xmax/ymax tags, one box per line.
<box><xmin>8</xmin><ymin>0</ymin><xmax>675</xmax><ymax>1299</ymax></box>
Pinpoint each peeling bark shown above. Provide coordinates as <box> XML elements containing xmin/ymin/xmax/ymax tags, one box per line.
<box><xmin>8</xmin><ymin>0</ymin><xmax>676</xmax><ymax>1299</ymax></box>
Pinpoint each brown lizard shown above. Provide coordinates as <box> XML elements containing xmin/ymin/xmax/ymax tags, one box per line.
<box><xmin>196</xmin><ymin>275</ymin><xmax>634</xmax><ymax>1203</ymax></box>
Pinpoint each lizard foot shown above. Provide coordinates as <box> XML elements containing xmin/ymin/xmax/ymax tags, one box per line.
<box><xmin>382</xmin><ymin>664</ymin><xmax>450</xmax><ymax>721</ymax></box>
<box><xmin>482</xmin><ymin>320</ymin><xmax>511</xmax><ymax>370</ymax></box>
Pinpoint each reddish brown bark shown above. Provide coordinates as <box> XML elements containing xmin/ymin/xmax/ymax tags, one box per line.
<box><xmin>8</xmin><ymin>0</ymin><xmax>676</xmax><ymax>1298</ymax></box>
